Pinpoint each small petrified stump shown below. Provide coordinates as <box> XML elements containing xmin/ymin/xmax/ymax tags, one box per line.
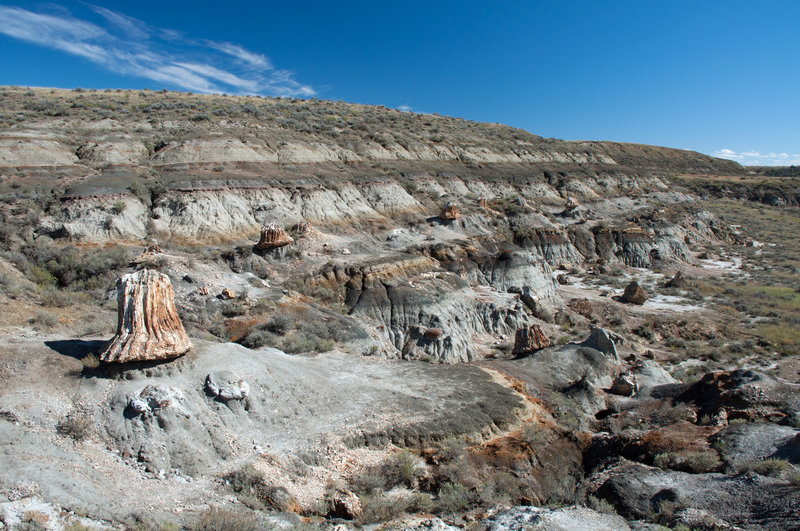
<box><xmin>513</xmin><ymin>324</ymin><xmax>551</xmax><ymax>356</ymax></box>
<box><xmin>255</xmin><ymin>223</ymin><xmax>294</xmax><ymax>251</ymax></box>
<box><xmin>610</xmin><ymin>372</ymin><xmax>639</xmax><ymax>396</ymax></box>
<box><xmin>439</xmin><ymin>202</ymin><xmax>461</xmax><ymax>221</ymax></box>
<box><xmin>130</xmin><ymin>242</ymin><xmax>165</xmax><ymax>266</ymax></box>
<box><xmin>665</xmin><ymin>271</ymin><xmax>686</xmax><ymax>288</ymax></box>
<box><xmin>100</xmin><ymin>269</ymin><xmax>192</xmax><ymax>364</ymax></box>
<box><xmin>290</xmin><ymin>221</ymin><xmax>312</xmax><ymax>235</ymax></box>
<box><xmin>621</xmin><ymin>281</ymin><xmax>648</xmax><ymax>305</ymax></box>
<box><xmin>565</xmin><ymin>196</ymin><xmax>580</xmax><ymax>211</ymax></box>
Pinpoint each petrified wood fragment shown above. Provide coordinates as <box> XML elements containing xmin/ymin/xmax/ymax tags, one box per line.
<box><xmin>512</xmin><ymin>324</ymin><xmax>551</xmax><ymax>356</ymax></box>
<box><xmin>439</xmin><ymin>202</ymin><xmax>461</xmax><ymax>221</ymax></box>
<box><xmin>100</xmin><ymin>269</ymin><xmax>192</xmax><ymax>363</ymax></box>
<box><xmin>255</xmin><ymin>223</ymin><xmax>294</xmax><ymax>250</ymax></box>
<box><xmin>565</xmin><ymin>196</ymin><xmax>580</xmax><ymax>211</ymax></box>
<box><xmin>621</xmin><ymin>281</ymin><xmax>648</xmax><ymax>305</ymax></box>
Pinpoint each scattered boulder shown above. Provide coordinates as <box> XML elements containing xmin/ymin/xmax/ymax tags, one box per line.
<box><xmin>205</xmin><ymin>371</ymin><xmax>250</xmax><ymax>401</ymax></box>
<box><xmin>713</xmin><ymin>422</ymin><xmax>800</xmax><ymax>470</ymax></box>
<box><xmin>610</xmin><ymin>372</ymin><xmax>639</xmax><ymax>396</ymax></box>
<box><xmin>127</xmin><ymin>384</ymin><xmax>185</xmax><ymax>416</ymax></box>
<box><xmin>591</xmin><ymin>460</ymin><xmax>800</xmax><ymax>528</ymax></box>
<box><xmin>556</xmin><ymin>274</ymin><xmax>570</xmax><ymax>285</ymax></box>
<box><xmin>520</xmin><ymin>288</ymin><xmax>555</xmax><ymax>323</ymax></box>
<box><xmin>665</xmin><ymin>271</ymin><xmax>687</xmax><ymax>288</ymax></box>
<box><xmin>485</xmin><ymin>505</ymin><xmax>630</xmax><ymax>531</ymax></box>
<box><xmin>255</xmin><ymin>223</ymin><xmax>294</xmax><ymax>251</ymax></box>
<box><xmin>329</xmin><ymin>490</ymin><xmax>362</xmax><ymax>520</ymax></box>
<box><xmin>676</xmin><ymin>369</ymin><xmax>800</xmax><ymax>423</ymax></box>
<box><xmin>581</xmin><ymin>328</ymin><xmax>619</xmax><ymax>359</ymax></box>
<box><xmin>439</xmin><ymin>201</ymin><xmax>461</xmax><ymax>221</ymax></box>
<box><xmin>219</xmin><ymin>288</ymin><xmax>236</xmax><ymax>300</ymax></box>
<box><xmin>621</xmin><ymin>281</ymin><xmax>648</xmax><ymax>305</ymax></box>
<box><xmin>99</xmin><ymin>269</ymin><xmax>192</xmax><ymax>364</ymax></box>
<box><xmin>513</xmin><ymin>324</ymin><xmax>551</xmax><ymax>356</ymax></box>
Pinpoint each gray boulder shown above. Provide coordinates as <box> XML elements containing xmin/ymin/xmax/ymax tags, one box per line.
<box><xmin>205</xmin><ymin>371</ymin><xmax>250</xmax><ymax>401</ymax></box>
<box><xmin>581</xmin><ymin>328</ymin><xmax>619</xmax><ymax>360</ymax></box>
<box><xmin>485</xmin><ymin>505</ymin><xmax>630</xmax><ymax>531</ymax></box>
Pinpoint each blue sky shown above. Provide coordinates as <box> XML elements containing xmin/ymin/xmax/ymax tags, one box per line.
<box><xmin>0</xmin><ymin>1</ymin><xmax>798</xmax><ymax>165</ymax></box>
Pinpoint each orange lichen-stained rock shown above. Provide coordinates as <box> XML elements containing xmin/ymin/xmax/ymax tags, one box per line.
<box><xmin>513</xmin><ymin>324</ymin><xmax>551</xmax><ymax>356</ymax></box>
<box><xmin>439</xmin><ymin>202</ymin><xmax>461</xmax><ymax>221</ymax></box>
<box><xmin>255</xmin><ymin>223</ymin><xmax>294</xmax><ymax>250</ymax></box>
<box><xmin>99</xmin><ymin>269</ymin><xmax>192</xmax><ymax>364</ymax></box>
<box><xmin>621</xmin><ymin>281</ymin><xmax>648</xmax><ymax>305</ymax></box>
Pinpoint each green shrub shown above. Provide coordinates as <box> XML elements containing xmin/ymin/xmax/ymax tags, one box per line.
<box><xmin>192</xmin><ymin>507</ymin><xmax>260</xmax><ymax>531</ymax></box>
<box><xmin>57</xmin><ymin>413</ymin><xmax>92</xmax><ymax>441</ymax></box>
<box><xmin>587</xmin><ymin>494</ymin><xmax>617</xmax><ymax>515</ymax></box>
<box><xmin>39</xmin><ymin>288</ymin><xmax>72</xmax><ymax>308</ymax></box>
<box><xmin>111</xmin><ymin>200</ymin><xmax>127</xmax><ymax>214</ymax></box>
<box><xmin>436</xmin><ymin>482</ymin><xmax>473</xmax><ymax>514</ymax></box>
<box><xmin>739</xmin><ymin>458</ymin><xmax>793</xmax><ymax>477</ymax></box>
<box><xmin>30</xmin><ymin>311</ymin><xmax>59</xmax><ymax>330</ymax></box>
<box><xmin>29</xmin><ymin>265</ymin><xmax>57</xmax><ymax>288</ymax></box>
<box><xmin>653</xmin><ymin>450</ymin><xmax>721</xmax><ymax>473</ymax></box>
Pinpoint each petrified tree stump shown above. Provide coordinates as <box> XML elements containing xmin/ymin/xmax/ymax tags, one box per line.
<box><xmin>512</xmin><ymin>324</ymin><xmax>551</xmax><ymax>356</ymax></box>
<box><xmin>255</xmin><ymin>223</ymin><xmax>294</xmax><ymax>250</ymax></box>
<box><xmin>621</xmin><ymin>281</ymin><xmax>648</xmax><ymax>305</ymax></box>
<box><xmin>439</xmin><ymin>202</ymin><xmax>461</xmax><ymax>221</ymax></box>
<box><xmin>99</xmin><ymin>269</ymin><xmax>192</xmax><ymax>364</ymax></box>
<box><xmin>665</xmin><ymin>271</ymin><xmax>686</xmax><ymax>288</ymax></box>
<box><xmin>565</xmin><ymin>197</ymin><xmax>579</xmax><ymax>211</ymax></box>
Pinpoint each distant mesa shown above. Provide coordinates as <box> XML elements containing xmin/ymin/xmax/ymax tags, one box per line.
<box><xmin>255</xmin><ymin>223</ymin><xmax>294</xmax><ymax>251</ymax></box>
<box><xmin>100</xmin><ymin>269</ymin><xmax>192</xmax><ymax>364</ymax></box>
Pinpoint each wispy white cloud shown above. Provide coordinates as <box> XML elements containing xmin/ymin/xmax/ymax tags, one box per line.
<box><xmin>206</xmin><ymin>41</ymin><xmax>270</xmax><ymax>69</ymax></box>
<box><xmin>89</xmin><ymin>5</ymin><xmax>149</xmax><ymax>40</ymax></box>
<box><xmin>397</xmin><ymin>104</ymin><xmax>413</xmax><ymax>112</ymax></box>
<box><xmin>0</xmin><ymin>4</ymin><xmax>315</xmax><ymax>97</ymax></box>
<box><xmin>712</xmin><ymin>148</ymin><xmax>800</xmax><ymax>166</ymax></box>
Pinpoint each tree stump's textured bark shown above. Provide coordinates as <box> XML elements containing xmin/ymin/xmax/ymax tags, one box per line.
<box><xmin>512</xmin><ymin>324</ymin><xmax>551</xmax><ymax>356</ymax></box>
<box><xmin>440</xmin><ymin>202</ymin><xmax>461</xmax><ymax>220</ymax></box>
<box><xmin>255</xmin><ymin>223</ymin><xmax>294</xmax><ymax>250</ymax></box>
<box><xmin>621</xmin><ymin>281</ymin><xmax>648</xmax><ymax>305</ymax></box>
<box><xmin>100</xmin><ymin>269</ymin><xmax>192</xmax><ymax>363</ymax></box>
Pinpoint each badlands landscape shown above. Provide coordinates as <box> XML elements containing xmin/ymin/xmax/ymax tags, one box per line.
<box><xmin>0</xmin><ymin>86</ymin><xmax>799</xmax><ymax>530</ymax></box>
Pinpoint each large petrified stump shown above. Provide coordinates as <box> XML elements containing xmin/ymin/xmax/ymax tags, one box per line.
<box><xmin>99</xmin><ymin>269</ymin><xmax>192</xmax><ymax>363</ymax></box>
<box><xmin>513</xmin><ymin>324</ymin><xmax>551</xmax><ymax>356</ymax></box>
<box><xmin>255</xmin><ymin>223</ymin><xmax>294</xmax><ymax>251</ymax></box>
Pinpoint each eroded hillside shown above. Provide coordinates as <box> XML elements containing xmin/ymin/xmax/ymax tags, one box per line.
<box><xmin>1</xmin><ymin>86</ymin><xmax>799</xmax><ymax>530</ymax></box>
